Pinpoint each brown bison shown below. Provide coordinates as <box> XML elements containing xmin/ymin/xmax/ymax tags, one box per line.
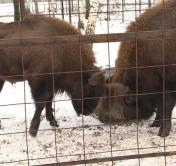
<box><xmin>0</xmin><ymin>15</ymin><xmax>104</xmax><ymax>136</ymax></box>
<box><xmin>95</xmin><ymin>0</ymin><xmax>176</xmax><ymax>137</ymax></box>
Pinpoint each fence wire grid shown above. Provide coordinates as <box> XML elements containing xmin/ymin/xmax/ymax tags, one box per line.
<box><xmin>1</xmin><ymin>0</ymin><xmax>176</xmax><ymax>166</ymax></box>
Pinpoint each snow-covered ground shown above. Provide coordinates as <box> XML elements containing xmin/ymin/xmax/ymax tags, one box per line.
<box><xmin>1</xmin><ymin>0</ymin><xmax>176</xmax><ymax>166</ymax></box>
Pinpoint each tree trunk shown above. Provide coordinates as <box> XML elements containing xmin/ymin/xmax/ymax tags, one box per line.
<box><xmin>20</xmin><ymin>0</ymin><xmax>26</xmax><ymax>20</ymax></box>
<box><xmin>85</xmin><ymin>0</ymin><xmax>99</xmax><ymax>35</ymax></box>
<box><xmin>78</xmin><ymin>0</ymin><xmax>84</xmax><ymax>29</ymax></box>
<box><xmin>13</xmin><ymin>0</ymin><xmax>26</xmax><ymax>21</ymax></box>
<box><xmin>34</xmin><ymin>0</ymin><xmax>39</xmax><ymax>14</ymax></box>
<box><xmin>148</xmin><ymin>0</ymin><xmax>152</xmax><ymax>8</ymax></box>
<box><xmin>85</xmin><ymin>0</ymin><xmax>90</xmax><ymax>19</ymax></box>
<box><xmin>13</xmin><ymin>0</ymin><xmax>20</xmax><ymax>21</ymax></box>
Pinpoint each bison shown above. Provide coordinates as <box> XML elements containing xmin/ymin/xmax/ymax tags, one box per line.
<box><xmin>94</xmin><ymin>0</ymin><xmax>176</xmax><ymax>137</ymax></box>
<box><xmin>0</xmin><ymin>15</ymin><xmax>104</xmax><ymax>136</ymax></box>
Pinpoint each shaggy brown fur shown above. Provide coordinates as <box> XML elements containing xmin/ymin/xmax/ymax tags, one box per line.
<box><xmin>0</xmin><ymin>15</ymin><xmax>104</xmax><ymax>137</ymax></box>
<box><xmin>95</xmin><ymin>0</ymin><xmax>176</xmax><ymax>137</ymax></box>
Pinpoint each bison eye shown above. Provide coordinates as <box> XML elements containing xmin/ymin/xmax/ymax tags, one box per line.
<box><xmin>124</xmin><ymin>96</ymin><xmax>135</xmax><ymax>105</ymax></box>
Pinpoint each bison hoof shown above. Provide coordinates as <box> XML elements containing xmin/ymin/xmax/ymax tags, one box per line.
<box><xmin>158</xmin><ymin>127</ymin><xmax>170</xmax><ymax>138</ymax></box>
<box><xmin>29</xmin><ymin>128</ymin><xmax>38</xmax><ymax>137</ymax></box>
<box><xmin>29</xmin><ymin>119</ymin><xmax>40</xmax><ymax>137</ymax></box>
<box><xmin>150</xmin><ymin>120</ymin><xmax>160</xmax><ymax>127</ymax></box>
<box><xmin>50</xmin><ymin>120</ymin><xmax>58</xmax><ymax>127</ymax></box>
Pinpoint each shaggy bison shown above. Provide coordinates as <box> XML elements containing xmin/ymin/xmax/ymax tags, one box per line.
<box><xmin>0</xmin><ymin>15</ymin><xmax>104</xmax><ymax>136</ymax></box>
<box><xmin>95</xmin><ymin>0</ymin><xmax>176</xmax><ymax>137</ymax></box>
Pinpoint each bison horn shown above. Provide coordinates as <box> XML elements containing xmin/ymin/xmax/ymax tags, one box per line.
<box><xmin>88</xmin><ymin>71</ymin><xmax>105</xmax><ymax>86</ymax></box>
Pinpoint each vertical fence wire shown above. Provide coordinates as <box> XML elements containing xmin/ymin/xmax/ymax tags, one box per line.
<box><xmin>161</xmin><ymin>0</ymin><xmax>167</xmax><ymax>165</ymax></box>
<box><xmin>16</xmin><ymin>3</ymin><xmax>30</xmax><ymax>163</ymax></box>
<box><xmin>22</xmin><ymin>40</ymin><xmax>30</xmax><ymax>166</ymax></box>
<box><xmin>51</xmin><ymin>42</ymin><xmax>59</xmax><ymax>164</ymax></box>
<box><xmin>78</xmin><ymin>22</ymin><xmax>86</xmax><ymax>165</ymax></box>
<box><xmin>106</xmin><ymin>0</ymin><xmax>114</xmax><ymax>165</ymax></box>
<box><xmin>20</xmin><ymin>16</ymin><xmax>30</xmax><ymax>165</ymax></box>
<box><xmin>134</xmin><ymin>1</ymin><xmax>140</xmax><ymax>165</ymax></box>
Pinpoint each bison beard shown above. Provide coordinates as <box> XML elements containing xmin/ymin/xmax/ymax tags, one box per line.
<box><xmin>0</xmin><ymin>15</ymin><xmax>104</xmax><ymax>137</ymax></box>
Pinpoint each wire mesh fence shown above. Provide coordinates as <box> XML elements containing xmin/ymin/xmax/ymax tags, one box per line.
<box><xmin>0</xmin><ymin>0</ymin><xmax>176</xmax><ymax>166</ymax></box>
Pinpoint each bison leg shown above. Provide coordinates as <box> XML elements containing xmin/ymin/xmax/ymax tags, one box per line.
<box><xmin>45</xmin><ymin>99</ymin><xmax>58</xmax><ymax>127</ymax></box>
<box><xmin>29</xmin><ymin>102</ymin><xmax>45</xmax><ymax>137</ymax></box>
<box><xmin>28</xmin><ymin>78</ymin><xmax>52</xmax><ymax>136</ymax></box>
<box><xmin>158</xmin><ymin>94</ymin><xmax>175</xmax><ymax>137</ymax></box>
<box><xmin>151</xmin><ymin>111</ymin><xmax>161</xmax><ymax>127</ymax></box>
<box><xmin>0</xmin><ymin>80</ymin><xmax>4</xmax><ymax>92</ymax></box>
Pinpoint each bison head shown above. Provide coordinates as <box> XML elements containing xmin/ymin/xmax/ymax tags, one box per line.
<box><xmin>95</xmin><ymin>82</ymin><xmax>156</xmax><ymax>123</ymax></box>
<box><xmin>94</xmin><ymin>83</ymin><xmax>131</xmax><ymax>122</ymax></box>
<box><xmin>71</xmin><ymin>71</ymin><xmax>105</xmax><ymax>116</ymax></box>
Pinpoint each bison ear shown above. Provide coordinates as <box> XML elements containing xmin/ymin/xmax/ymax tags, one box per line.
<box><xmin>105</xmin><ymin>83</ymin><xmax>129</xmax><ymax>94</ymax></box>
<box><xmin>88</xmin><ymin>71</ymin><xmax>105</xmax><ymax>86</ymax></box>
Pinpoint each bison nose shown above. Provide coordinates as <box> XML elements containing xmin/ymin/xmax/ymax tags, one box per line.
<box><xmin>76</xmin><ymin>113</ymin><xmax>81</xmax><ymax>116</ymax></box>
<box><xmin>82</xmin><ymin>110</ymin><xmax>93</xmax><ymax>116</ymax></box>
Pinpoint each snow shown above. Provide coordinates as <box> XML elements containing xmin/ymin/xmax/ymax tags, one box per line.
<box><xmin>1</xmin><ymin>0</ymin><xmax>176</xmax><ymax>166</ymax></box>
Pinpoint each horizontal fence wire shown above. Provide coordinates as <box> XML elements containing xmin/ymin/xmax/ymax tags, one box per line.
<box><xmin>34</xmin><ymin>151</ymin><xmax>176</xmax><ymax>166</ymax></box>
